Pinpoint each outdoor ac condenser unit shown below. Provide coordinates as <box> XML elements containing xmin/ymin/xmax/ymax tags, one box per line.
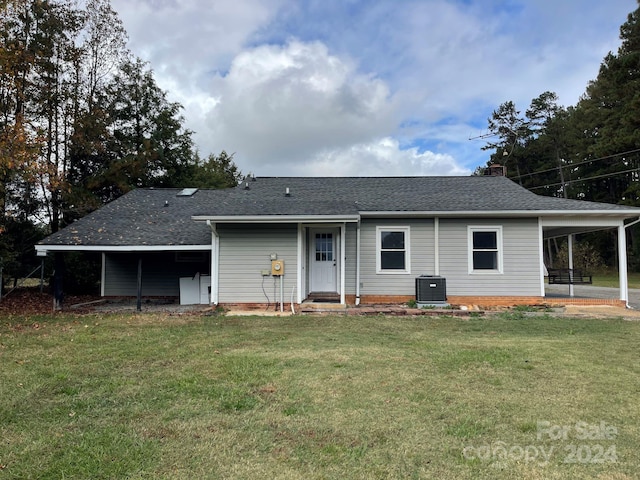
<box><xmin>415</xmin><ymin>275</ymin><xmax>447</xmax><ymax>303</ymax></box>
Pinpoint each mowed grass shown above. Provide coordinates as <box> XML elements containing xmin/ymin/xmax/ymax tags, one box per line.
<box><xmin>1</xmin><ymin>312</ymin><xmax>639</xmax><ymax>479</ymax></box>
<box><xmin>591</xmin><ymin>270</ymin><xmax>640</xmax><ymax>289</ymax></box>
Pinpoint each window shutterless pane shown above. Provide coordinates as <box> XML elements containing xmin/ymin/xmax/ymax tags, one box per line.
<box><xmin>473</xmin><ymin>231</ymin><xmax>497</xmax><ymax>249</ymax></box>
<box><xmin>473</xmin><ymin>251</ymin><xmax>497</xmax><ymax>269</ymax></box>
<box><xmin>381</xmin><ymin>251</ymin><xmax>406</xmax><ymax>270</ymax></box>
<box><xmin>381</xmin><ymin>231</ymin><xmax>405</xmax><ymax>249</ymax></box>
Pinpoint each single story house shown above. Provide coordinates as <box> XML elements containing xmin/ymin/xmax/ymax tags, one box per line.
<box><xmin>35</xmin><ymin>176</ymin><xmax>640</xmax><ymax>309</ymax></box>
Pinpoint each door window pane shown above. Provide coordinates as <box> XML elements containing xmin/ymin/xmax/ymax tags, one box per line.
<box><xmin>315</xmin><ymin>233</ymin><xmax>333</xmax><ymax>262</ymax></box>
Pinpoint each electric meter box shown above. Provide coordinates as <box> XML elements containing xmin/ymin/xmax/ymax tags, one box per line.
<box><xmin>271</xmin><ymin>260</ymin><xmax>284</xmax><ymax>276</ymax></box>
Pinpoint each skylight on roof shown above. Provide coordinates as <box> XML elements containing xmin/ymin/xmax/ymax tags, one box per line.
<box><xmin>176</xmin><ymin>188</ymin><xmax>198</xmax><ymax>197</ymax></box>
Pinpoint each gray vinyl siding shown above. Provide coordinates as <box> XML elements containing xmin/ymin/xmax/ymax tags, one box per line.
<box><xmin>359</xmin><ymin>219</ymin><xmax>435</xmax><ymax>295</ymax></box>
<box><xmin>104</xmin><ymin>252</ymin><xmax>210</xmax><ymax>296</ymax></box>
<box><xmin>217</xmin><ymin>224</ymin><xmax>298</xmax><ymax>303</ymax></box>
<box><xmin>439</xmin><ymin>218</ymin><xmax>540</xmax><ymax>296</ymax></box>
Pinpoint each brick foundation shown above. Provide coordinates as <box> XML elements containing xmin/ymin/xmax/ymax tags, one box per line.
<box><xmin>357</xmin><ymin>294</ymin><xmax>626</xmax><ymax>309</ymax></box>
<box><xmin>220</xmin><ymin>295</ymin><xmax>627</xmax><ymax>311</ymax></box>
<box><xmin>218</xmin><ymin>302</ymin><xmax>297</xmax><ymax>312</ymax></box>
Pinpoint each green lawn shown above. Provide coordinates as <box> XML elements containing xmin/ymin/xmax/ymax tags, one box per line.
<box><xmin>1</xmin><ymin>312</ymin><xmax>638</xmax><ymax>479</ymax></box>
<box><xmin>591</xmin><ymin>271</ymin><xmax>640</xmax><ymax>289</ymax></box>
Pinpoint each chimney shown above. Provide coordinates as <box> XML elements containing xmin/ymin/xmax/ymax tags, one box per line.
<box><xmin>485</xmin><ymin>164</ymin><xmax>506</xmax><ymax>176</ymax></box>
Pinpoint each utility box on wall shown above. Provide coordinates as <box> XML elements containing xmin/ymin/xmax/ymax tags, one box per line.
<box><xmin>271</xmin><ymin>260</ymin><xmax>284</xmax><ymax>276</ymax></box>
<box><xmin>415</xmin><ymin>275</ymin><xmax>447</xmax><ymax>304</ymax></box>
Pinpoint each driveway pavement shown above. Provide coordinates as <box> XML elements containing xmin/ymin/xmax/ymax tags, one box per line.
<box><xmin>546</xmin><ymin>284</ymin><xmax>640</xmax><ymax>306</ymax></box>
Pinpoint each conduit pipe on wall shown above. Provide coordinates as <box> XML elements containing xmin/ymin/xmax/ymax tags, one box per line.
<box><xmin>355</xmin><ymin>220</ymin><xmax>361</xmax><ymax>305</ymax></box>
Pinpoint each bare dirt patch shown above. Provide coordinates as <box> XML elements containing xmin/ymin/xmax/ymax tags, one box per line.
<box><xmin>562</xmin><ymin>304</ymin><xmax>640</xmax><ymax>320</ymax></box>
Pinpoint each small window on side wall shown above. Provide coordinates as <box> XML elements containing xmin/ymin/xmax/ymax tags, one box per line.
<box><xmin>377</xmin><ymin>226</ymin><xmax>410</xmax><ymax>274</ymax></box>
<box><xmin>468</xmin><ymin>226</ymin><xmax>503</xmax><ymax>273</ymax></box>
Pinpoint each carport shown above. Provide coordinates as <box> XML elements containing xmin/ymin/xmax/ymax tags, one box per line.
<box><xmin>541</xmin><ymin>215</ymin><xmax>640</xmax><ymax>305</ymax></box>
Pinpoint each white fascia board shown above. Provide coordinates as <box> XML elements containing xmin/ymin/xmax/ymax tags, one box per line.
<box><xmin>360</xmin><ymin>210</ymin><xmax>640</xmax><ymax>219</ymax></box>
<box><xmin>34</xmin><ymin>244</ymin><xmax>211</xmax><ymax>253</ymax></box>
<box><xmin>191</xmin><ymin>215</ymin><xmax>360</xmax><ymax>223</ymax></box>
<box><xmin>541</xmin><ymin>217</ymin><xmax>623</xmax><ymax>228</ymax></box>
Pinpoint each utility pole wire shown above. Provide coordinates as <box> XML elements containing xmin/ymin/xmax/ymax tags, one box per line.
<box><xmin>528</xmin><ymin>167</ymin><xmax>640</xmax><ymax>191</ymax></box>
<box><xmin>508</xmin><ymin>147</ymin><xmax>640</xmax><ymax>181</ymax></box>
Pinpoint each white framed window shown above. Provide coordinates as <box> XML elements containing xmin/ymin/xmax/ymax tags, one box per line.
<box><xmin>468</xmin><ymin>226</ymin><xmax>503</xmax><ymax>274</ymax></box>
<box><xmin>376</xmin><ymin>226</ymin><xmax>410</xmax><ymax>274</ymax></box>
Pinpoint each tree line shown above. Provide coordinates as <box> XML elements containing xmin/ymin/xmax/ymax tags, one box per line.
<box><xmin>1</xmin><ymin>0</ymin><xmax>241</xmax><ymax>281</ymax></box>
<box><xmin>479</xmin><ymin>1</ymin><xmax>640</xmax><ymax>269</ymax></box>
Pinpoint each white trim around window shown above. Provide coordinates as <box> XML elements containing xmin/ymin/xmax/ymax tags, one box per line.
<box><xmin>468</xmin><ymin>225</ymin><xmax>503</xmax><ymax>274</ymax></box>
<box><xmin>376</xmin><ymin>226</ymin><xmax>411</xmax><ymax>274</ymax></box>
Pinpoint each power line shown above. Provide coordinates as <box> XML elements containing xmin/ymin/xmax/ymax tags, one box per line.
<box><xmin>528</xmin><ymin>167</ymin><xmax>640</xmax><ymax>191</ymax></box>
<box><xmin>511</xmin><ymin>147</ymin><xmax>640</xmax><ymax>181</ymax></box>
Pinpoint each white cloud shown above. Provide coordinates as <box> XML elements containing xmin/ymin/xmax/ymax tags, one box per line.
<box><xmin>108</xmin><ymin>0</ymin><xmax>635</xmax><ymax>176</ymax></box>
<box><xmin>201</xmin><ymin>40</ymin><xmax>463</xmax><ymax>176</ymax></box>
<box><xmin>111</xmin><ymin>0</ymin><xmax>286</xmax><ymax>92</ymax></box>
<box><xmin>300</xmin><ymin>138</ymin><xmax>471</xmax><ymax>177</ymax></box>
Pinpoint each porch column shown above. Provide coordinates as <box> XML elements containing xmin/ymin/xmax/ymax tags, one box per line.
<box><xmin>297</xmin><ymin>224</ymin><xmax>304</xmax><ymax>304</ymax></box>
<box><xmin>618</xmin><ymin>224</ymin><xmax>629</xmax><ymax>303</ymax></box>
<box><xmin>207</xmin><ymin>221</ymin><xmax>219</xmax><ymax>305</ymax></box>
<box><xmin>568</xmin><ymin>234</ymin><xmax>574</xmax><ymax>297</ymax></box>
<box><xmin>538</xmin><ymin>219</ymin><xmax>546</xmax><ymax>296</ymax></box>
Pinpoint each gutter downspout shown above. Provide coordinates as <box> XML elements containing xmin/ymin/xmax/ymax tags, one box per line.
<box><xmin>434</xmin><ymin>217</ymin><xmax>440</xmax><ymax>276</ymax></box>
<box><xmin>207</xmin><ymin>220</ymin><xmax>219</xmax><ymax>305</ymax></box>
<box><xmin>340</xmin><ymin>223</ymin><xmax>346</xmax><ymax>305</ymax></box>
<box><xmin>355</xmin><ymin>219</ymin><xmax>361</xmax><ymax>306</ymax></box>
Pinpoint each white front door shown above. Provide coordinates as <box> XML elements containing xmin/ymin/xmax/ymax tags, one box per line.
<box><xmin>310</xmin><ymin>229</ymin><xmax>338</xmax><ymax>293</ymax></box>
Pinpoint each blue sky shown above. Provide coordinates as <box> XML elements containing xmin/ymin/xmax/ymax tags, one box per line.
<box><xmin>111</xmin><ymin>0</ymin><xmax>635</xmax><ymax>177</ymax></box>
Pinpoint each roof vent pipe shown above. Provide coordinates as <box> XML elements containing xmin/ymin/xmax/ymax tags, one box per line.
<box><xmin>244</xmin><ymin>182</ymin><xmax>250</xmax><ymax>190</ymax></box>
<box><xmin>285</xmin><ymin>187</ymin><xmax>290</xmax><ymax>196</ymax></box>
<box><xmin>164</xmin><ymin>200</ymin><xmax>169</xmax><ymax>207</ymax></box>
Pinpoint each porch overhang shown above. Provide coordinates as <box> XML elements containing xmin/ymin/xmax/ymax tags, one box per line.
<box><xmin>34</xmin><ymin>244</ymin><xmax>212</xmax><ymax>255</ymax></box>
<box><xmin>192</xmin><ymin>214</ymin><xmax>360</xmax><ymax>224</ymax></box>
<box><xmin>541</xmin><ymin>215</ymin><xmax>640</xmax><ymax>239</ymax></box>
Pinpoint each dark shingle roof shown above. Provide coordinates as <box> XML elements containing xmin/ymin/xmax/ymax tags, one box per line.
<box><xmin>39</xmin><ymin>189</ymin><xmax>215</xmax><ymax>247</ymax></box>
<box><xmin>38</xmin><ymin>177</ymin><xmax>640</xmax><ymax>247</ymax></box>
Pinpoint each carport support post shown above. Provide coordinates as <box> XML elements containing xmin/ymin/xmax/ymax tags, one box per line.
<box><xmin>618</xmin><ymin>224</ymin><xmax>628</xmax><ymax>303</ymax></box>
<box><xmin>136</xmin><ymin>257</ymin><xmax>142</xmax><ymax>312</ymax></box>
<box><xmin>53</xmin><ymin>253</ymin><xmax>64</xmax><ymax>311</ymax></box>
<box><xmin>568</xmin><ymin>234</ymin><xmax>574</xmax><ymax>297</ymax></box>
<box><xmin>39</xmin><ymin>258</ymin><xmax>45</xmax><ymax>293</ymax></box>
